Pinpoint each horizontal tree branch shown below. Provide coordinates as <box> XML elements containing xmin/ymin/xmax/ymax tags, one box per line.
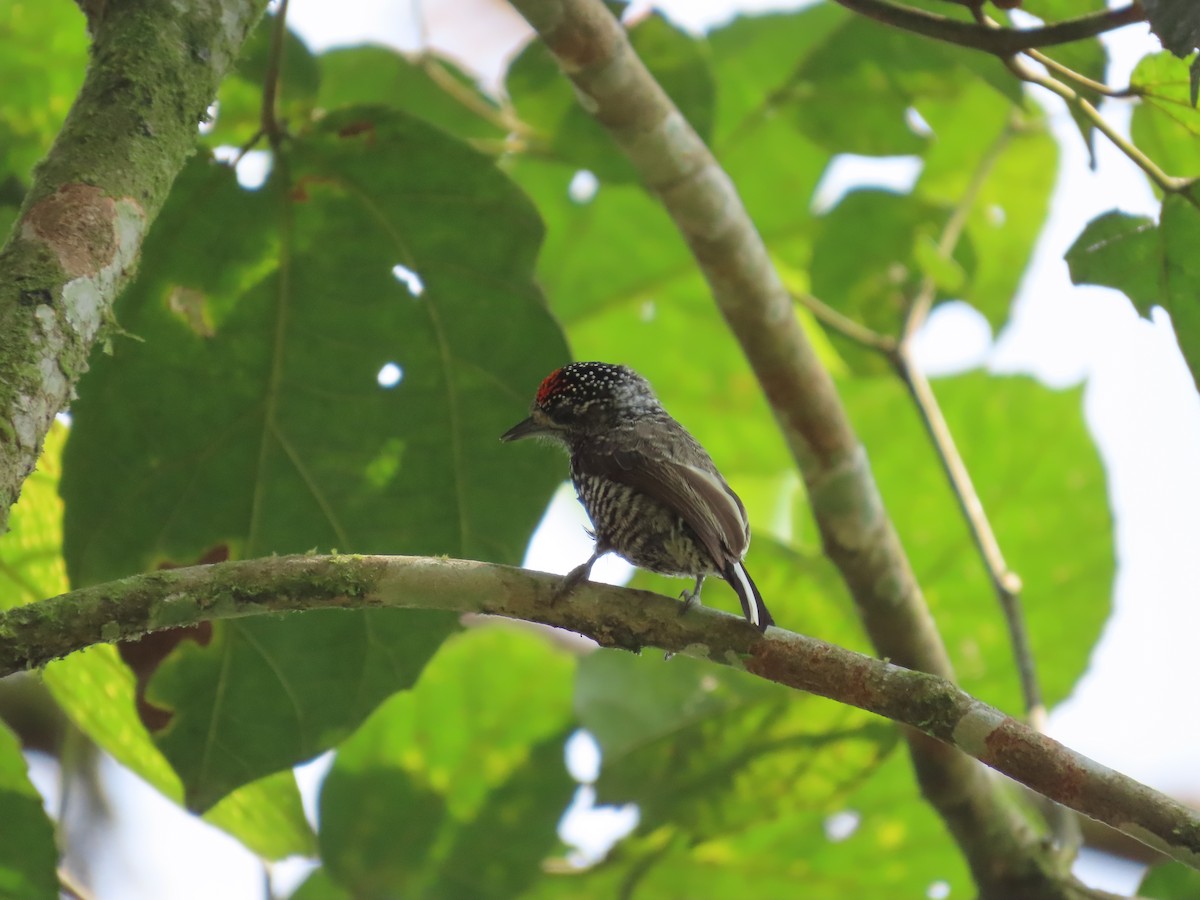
<box><xmin>0</xmin><ymin>0</ymin><xmax>268</xmax><ymax>533</ymax></box>
<box><xmin>832</xmin><ymin>0</ymin><xmax>1145</xmax><ymax>56</ymax></box>
<box><xmin>1</xmin><ymin>553</ymin><xmax>1197</xmax><ymax>873</ymax></box>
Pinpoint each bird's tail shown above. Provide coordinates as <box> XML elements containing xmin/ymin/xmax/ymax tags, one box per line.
<box><xmin>724</xmin><ymin>560</ymin><xmax>773</xmax><ymax>632</ymax></box>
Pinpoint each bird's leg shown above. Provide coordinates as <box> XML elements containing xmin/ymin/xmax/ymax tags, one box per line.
<box><xmin>677</xmin><ymin>574</ymin><xmax>705</xmax><ymax>617</ymax></box>
<box><xmin>552</xmin><ymin>544</ymin><xmax>609</xmax><ymax>604</ymax></box>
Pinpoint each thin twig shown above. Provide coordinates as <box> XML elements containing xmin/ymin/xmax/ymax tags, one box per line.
<box><xmin>891</xmin><ymin>356</ymin><xmax>1032</xmax><ymax>694</ymax></box>
<box><xmin>894</xmin><ymin>118</ymin><xmax>1041</xmax><ymax>720</ymax></box>
<box><xmin>418</xmin><ymin>55</ymin><xmax>533</xmax><ymax>136</ymax></box>
<box><xmin>793</xmin><ymin>292</ymin><xmax>897</xmax><ymax>354</ymax></box>
<box><xmin>1023</xmin><ymin>49</ymin><xmax>1136</xmax><ymax>99</ymax></box>
<box><xmin>974</xmin><ymin>9</ymin><xmax>1195</xmax><ymax>199</ymax></box>
<box><xmin>58</xmin><ymin>868</ymin><xmax>94</xmax><ymax>900</ymax></box>
<box><xmin>830</xmin><ymin>0</ymin><xmax>1143</xmax><ymax>57</ymax></box>
<box><xmin>901</xmin><ymin>118</ymin><xmax>1013</xmax><ymax>342</ymax></box>
<box><xmin>260</xmin><ymin>0</ymin><xmax>291</xmax><ymax>145</ymax></box>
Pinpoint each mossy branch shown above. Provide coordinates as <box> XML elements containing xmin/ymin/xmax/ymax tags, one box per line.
<box><xmin>0</xmin><ymin>0</ymin><xmax>269</xmax><ymax>533</ymax></box>
<box><xmin>1</xmin><ymin>553</ymin><xmax>1197</xmax><ymax>876</ymax></box>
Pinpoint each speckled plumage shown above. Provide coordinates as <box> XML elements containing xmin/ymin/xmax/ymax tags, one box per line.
<box><xmin>501</xmin><ymin>362</ymin><xmax>773</xmax><ymax>630</ymax></box>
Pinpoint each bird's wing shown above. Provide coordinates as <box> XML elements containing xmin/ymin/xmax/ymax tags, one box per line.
<box><xmin>585</xmin><ymin>446</ymin><xmax>750</xmax><ymax>566</ymax></box>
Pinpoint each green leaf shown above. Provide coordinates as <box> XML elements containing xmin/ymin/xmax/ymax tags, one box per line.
<box><xmin>842</xmin><ymin>373</ymin><xmax>1113</xmax><ymax>712</ymax></box>
<box><xmin>916</xmin><ymin>82</ymin><xmax>1057</xmax><ymax>331</ymax></box>
<box><xmin>317</xmin><ymin>47</ymin><xmax>504</xmax><ymax>140</ymax></box>
<box><xmin>784</xmin><ymin>13</ymin><xmax>1016</xmax><ymax>158</ymax></box>
<box><xmin>1140</xmin><ymin>0</ymin><xmax>1200</xmax><ymax>58</ymax></box>
<box><xmin>0</xmin><ymin>1</ymin><xmax>87</xmax><ymax>185</ymax></box>
<box><xmin>43</xmin><ymin>648</ymin><xmax>316</xmax><ymax>858</ymax></box>
<box><xmin>524</xmin><ymin>749</ymin><xmax>967</xmax><ymax>899</ymax></box>
<box><xmin>149</xmin><ymin>609</ymin><xmax>457</xmax><ymax>810</ymax></box>
<box><xmin>0</xmin><ymin>429</ymin><xmax>312</xmax><ymax>857</ymax></box>
<box><xmin>1160</xmin><ymin>193</ymin><xmax>1200</xmax><ymax>393</ymax></box>
<box><xmin>0</xmin><ymin>423</ymin><xmax>68</xmax><ymax>610</ymax></box>
<box><xmin>706</xmin><ymin>5</ymin><xmax>849</xmax><ymax>146</ymax></box>
<box><xmin>0</xmin><ymin>722</ymin><xmax>58</xmax><ymax>900</ymax></box>
<box><xmin>1065</xmin><ymin>210</ymin><xmax>1160</xmax><ymax>317</ymax></box>
<box><xmin>1131</xmin><ymin>53</ymin><xmax>1200</xmax><ymax>180</ymax></box>
<box><xmin>1140</xmin><ymin>860</ymin><xmax>1200</xmax><ymax>898</ymax></box>
<box><xmin>289</xmin><ymin>869</ymin><xmax>351</xmax><ymax>900</ymax></box>
<box><xmin>318</xmin><ymin>627</ymin><xmax>576</xmax><ymax>899</ymax></box>
<box><xmin>811</xmin><ymin>189</ymin><xmax>976</xmax><ymax>358</ymax></box>
<box><xmin>506</xmin><ymin>10</ymin><xmax>715</xmax><ymax>182</ymax></box>
<box><xmin>1066</xmin><ymin>198</ymin><xmax>1200</xmax><ymax>393</ymax></box>
<box><xmin>576</xmin><ymin>646</ymin><xmax>895</xmax><ymax>840</ymax></box>
<box><xmin>62</xmin><ymin>108</ymin><xmax>568</xmax><ymax>808</ymax></box>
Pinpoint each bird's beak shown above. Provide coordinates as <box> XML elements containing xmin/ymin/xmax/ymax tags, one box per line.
<box><xmin>500</xmin><ymin>416</ymin><xmax>545</xmax><ymax>442</ymax></box>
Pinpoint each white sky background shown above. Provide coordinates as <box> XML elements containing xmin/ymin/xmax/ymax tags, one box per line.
<box><xmin>31</xmin><ymin>1</ymin><xmax>1200</xmax><ymax>897</ymax></box>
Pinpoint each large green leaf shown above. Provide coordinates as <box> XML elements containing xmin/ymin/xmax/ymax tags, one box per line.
<box><xmin>43</xmin><ymin>647</ymin><xmax>316</xmax><ymax>858</ymax></box>
<box><xmin>916</xmin><ymin>82</ymin><xmax>1057</xmax><ymax>332</ymax></box>
<box><xmin>61</xmin><ymin>108</ymin><xmax>569</xmax><ymax>808</ymax></box>
<box><xmin>524</xmin><ymin>747</ymin><xmax>968</xmax><ymax>899</ymax></box>
<box><xmin>318</xmin><ymin>627</ymin><xmax>576</xmax><ymax>899</ymax></box>
<box><xmin>0</xmin><ymin>722</ymin><xmax>57</xmax><ymax>900</ymax></box>
<box><xmin>149</xmin><ymin>608</ymin><xmax>457</xmax><ymax>810</ymax></box>
<box><xmin>811</xmin><ymin>188</ymin><xmax>976</xmax><ymax>339</ymax></box>
<box><xmin>784</xmin><ymin>12</ymin><xmax>1016</xmax><ymax>157</ymax></box>
<box><xmin>842</xmin><ymin>372</ymin><xmax>1113</xmax><ymax>712</ymax></box>
<box><xmin>577</xmin><ymin>647</ymin><xmax>894</xmax><ymax>840</ymax></box>
<box><xmin>0</xmin><ymin>425</ymin><xmax>312</xmax><ymax>857</ymax></box>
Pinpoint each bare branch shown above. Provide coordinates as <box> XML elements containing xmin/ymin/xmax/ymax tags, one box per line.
<box><xmin>0</xmin><ymin>554</ymin><xmax>1197</xmax><ymax>875</ymax></box>
<box><xmin>831</xmin><ymin>0</ymin><xmax>1144</xmax><ymax>56</ymax></box>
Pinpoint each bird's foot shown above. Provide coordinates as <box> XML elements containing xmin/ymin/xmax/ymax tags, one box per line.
<box><xmin>677</xmin><ymin>577</ymin><xmax>704</xmax><ymax>617</ymax></box>
<box><xmin>552</xmin><ymin>561</ymin><xmax>592</xmax><ymax>605</ymax></box>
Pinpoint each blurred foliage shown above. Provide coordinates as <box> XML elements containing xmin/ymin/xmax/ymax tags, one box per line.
<box><xmin>9</xmin><ymin>0</ymin><xmax>1198</xmax><ymax>894</ymax></box>
<box><xmin>0</xmin><ymin>722</ymin><xmax>57</xmax><ymax>899</ymax></box>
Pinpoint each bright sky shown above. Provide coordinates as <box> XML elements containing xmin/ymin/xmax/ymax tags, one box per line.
<box><xmin>35</xmin><ymin>2</ymin><xmax>1198</xmax><ymax>897</ymax></box>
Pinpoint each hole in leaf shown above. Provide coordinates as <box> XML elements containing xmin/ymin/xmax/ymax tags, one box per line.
<box><xmin>810</xmin><ymin>155</ymin><xmax>921</xmax><ymax>214</ymax></box>
<box><xmin>213</xmin><ymin>145</ymin><xmax>272</xmax><ymax>190</ymax></box>
<box><xmin>823</xmin><ymin>809</ymin><xmax>860</xmax><ymax>842</ymax></box>
<box><xmin>905</xmin><ymin>105</ymin><xmax>932</xmax><ymax>137</ymax></box>
<box><xmin>568</xmin><ymin>169</ymin><xmax>599</xmax><ymax>204</ymax></box>
<box><xmin>199</xmin><ymin>101</ymin><xmax>218</xmax><ymax>135</ymax></box>
<box><xmin>566</xmin><ymin>730</ymin><xmax>600</xmax><ymax>783</ymax></box>
<box><xmin>377</xmin><ymin>362</ymin><xmax>404</xmax><ymax>388</ymax></box>
<box><xmin>392</xmin><ymin>264</ymin><xmax>425</xmax><ymax>297</ymax></box>
<box><xmin>927</xmin><ymin>881</ymin><xmax>951</xmax><ymax>899</ymax></box>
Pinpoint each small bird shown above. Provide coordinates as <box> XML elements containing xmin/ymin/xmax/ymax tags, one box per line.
<box><xmin>501</xmin><ymin>362</ymin><xmax>773</xmax><ymax>631</ymax></box>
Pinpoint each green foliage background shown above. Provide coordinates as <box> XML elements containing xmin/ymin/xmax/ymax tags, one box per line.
<box><xmin>9</xmin><ymin>0</ymin><xmax>1198</xmax><ymax>895</ymax></box>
